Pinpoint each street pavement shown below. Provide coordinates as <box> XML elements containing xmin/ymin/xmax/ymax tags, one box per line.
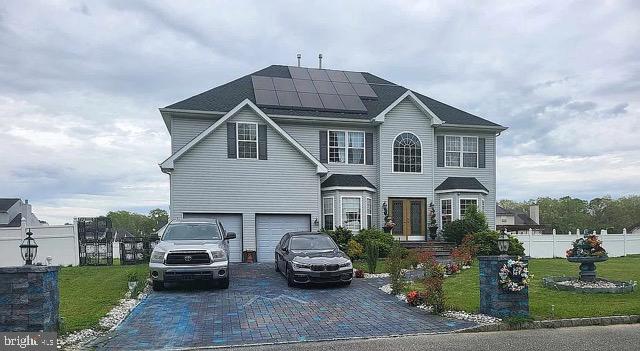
<box><xmin>209</xmin><ymin>324</ymin><xmax>640</xmax><ymax>351</ymax></box>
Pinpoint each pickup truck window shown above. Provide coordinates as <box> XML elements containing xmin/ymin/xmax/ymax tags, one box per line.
<box><xmin>162</xmin><ymin>223</ymin><xmax>222</xmax><ymax>241</ymax></box>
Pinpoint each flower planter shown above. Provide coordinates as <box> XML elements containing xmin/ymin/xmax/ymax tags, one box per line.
<box><xmin>567</xmin><ymin>256</ymin><xmax>609</xmax><ymax>282</ymax></box>
<box><xmin>428</xmin><ymin>226</ymin><xmax>438</xmax><ymax>240</ymax></box>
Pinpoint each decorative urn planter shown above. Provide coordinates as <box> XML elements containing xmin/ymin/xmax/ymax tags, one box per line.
<box><xmin>428</xmin><ymin>226</ymin><xmax>438</xmax><ymax>240</ymax></box>
<box><xmin>567</xmin><ymin>255</ymin><xmax>608</xmax><ymax>282</ymax></box>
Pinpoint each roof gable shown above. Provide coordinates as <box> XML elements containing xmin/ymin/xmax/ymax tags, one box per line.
<box><xmin>0</xmin><ymin>198</ymin><xmax>19</xmax><ymax>212</ymax></box>
<box><xmin>159</xmin><ymin>99</ymin><xmax>328</xmax><ymax>174</ymax></box>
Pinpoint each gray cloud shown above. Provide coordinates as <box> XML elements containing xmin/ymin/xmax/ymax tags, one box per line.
<box><xmin>0</xmin><ymin>0</ymin><xmax>638</xmax><ymax>223</ymax></box>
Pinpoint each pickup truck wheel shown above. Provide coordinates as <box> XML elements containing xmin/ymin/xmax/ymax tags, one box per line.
<box><xmin>152</xmin><ymin>281</ymin><xmax>164</xmax><ymax>291</ymax></box>
<box><xmin>219</xmin><ymin>276</ymin><xmax>229</xmax><ymax>289</ymax></box>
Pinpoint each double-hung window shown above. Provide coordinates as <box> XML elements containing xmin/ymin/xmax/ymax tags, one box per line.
<box><xmin>237</xmin><ymin>122</ymin><xmax>258</xmax><ymax>159</ymax></box>
<box><xmin>328</xmin><ymin>131</ymin><xmax>365</xmax><ymax>164</ymax></box>
<box><xmin>366</xmin><ymin>198</ymin><xmax>373</xmax><ymax>228</ymax></box>
<box><xmin>459</xmin><ymin>198</ymin><xmax>478</xmax><ymax>218</ymax></box>
<box><xmin>342</xmin><ymin>197</ymin><xmax>362</xmax><ymax>231</ymax></box>
<box><xmin>441</xmin><ymin>199</ymin><xmax>452</xmax><ymax>226</ymax></box>
<box><xmin>445</xmin><ymin>136</ymin><xmax>478</xmax><ymax>168</ymax></box>
<box><xmin>322</xmin><ymin>197</ymin><xmax>334</xmax><ymax>230</ymax></box>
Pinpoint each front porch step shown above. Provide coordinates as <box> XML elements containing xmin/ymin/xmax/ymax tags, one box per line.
<box><xmin>398</xmin><ymin>241</ymin><xmax>456</xmax><ymax>257</ymax></box>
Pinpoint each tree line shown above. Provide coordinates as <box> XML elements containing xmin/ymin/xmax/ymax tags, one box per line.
<box><xmin>106</xmin><ymin>208</ymin><xmax>168</xmax><ymax>237</ymax></box>
<box><xmin>498</xmin><ymin>195</ymin><xmax>640</xmax><ymax>234</ymax></box>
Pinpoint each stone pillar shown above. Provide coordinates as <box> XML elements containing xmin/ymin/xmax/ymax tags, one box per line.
<box><xmin>479</xmin><ymin>256</ymin><xmax>529</xmax><ymax>318</ymax></box>
<box><xmin>0</xmin><ymin>266</ymin><xmax>60</xmax><ymax>332</ymax></box>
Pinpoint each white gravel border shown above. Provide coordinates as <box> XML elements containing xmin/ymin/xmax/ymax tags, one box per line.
<box><xmin>58</xmin><ymin>284</ymin><xmax>150</xmax><ymax>349</ymax></box>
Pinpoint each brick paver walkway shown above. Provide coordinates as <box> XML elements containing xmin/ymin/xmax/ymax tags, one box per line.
<box><xmin>93</xmin><ymin>263</ymin><xmax>476</xmax><ymax>349</ymax></box>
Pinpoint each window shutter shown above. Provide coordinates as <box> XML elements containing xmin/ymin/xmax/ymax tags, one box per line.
<box><xmin>365</xmin><ymin>132</ymin><xmax>373</xmax><ymax>165</ymax></box>
<box><xmin>258</xmin><ymin>124</ymin><xmax>267</xmax><ymax>160</ymax></box>
<box><xmin>436</xmin><ymin>135</ymin><xmax>444</xmax><ymax>167</ymax></box>
<box><xmin>227</xmin><ymin>122</ymin><xmax>237</xmax><ymax>158</ymax></box>
<box><xmin>478</xmin><ymin>137</ymin><xmax>486</xmax><ymax>168</ymax></box>
<box><xmin>319</xmin><ymin>130</ymin><xmax>328</xmax><ymax>163</ymax></box>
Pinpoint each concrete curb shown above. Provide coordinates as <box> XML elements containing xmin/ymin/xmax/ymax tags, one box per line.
<box><xmin>459</xmin><ymin>315</ymin><xmax>640</xmax><ymax>332</ymax></box>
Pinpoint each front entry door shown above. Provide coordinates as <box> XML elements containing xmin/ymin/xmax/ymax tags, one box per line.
<box><xmin>389</xmin><ymin>198</ymin><xmax>426</xmax><ymax>239</ymax></box>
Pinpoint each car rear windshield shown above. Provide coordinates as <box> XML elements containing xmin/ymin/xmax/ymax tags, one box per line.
<box><xmin>289</xmin><ymin>235</ymin><xmax>337</xmax><ymax>251</ymax></box>
<box><xmin>162</xmin><ymin>223</ymin><xmax>221</xmax><ymax>240</ymax></box>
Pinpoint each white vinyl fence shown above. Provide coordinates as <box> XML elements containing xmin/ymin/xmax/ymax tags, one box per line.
<box><xmin>0</xmin><ymin>218</ymin><xmax>79</xmax><ymax>267</ymax></box>
<box><xmin>512</xmin><ymin>228</ymin><xmax>640</xmax><ymax>258</ymax></box>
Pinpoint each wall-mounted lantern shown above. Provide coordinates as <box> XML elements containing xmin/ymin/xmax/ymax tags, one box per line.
<box><xmin>498</xmin><ymin>228</ymin><xmax>510</xmax><ymax>255</ymax></box>
<box><xmin>20</xmin><ymin>229</ymin><xmax>38</xmax><ymax>265</ymax></box>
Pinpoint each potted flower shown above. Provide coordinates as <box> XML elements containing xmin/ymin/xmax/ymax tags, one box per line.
<box><xmin>383</xmin><ymin>217</ymin><xmax>396</xmax><ymax>233</ymax></box>
<box><xmin>427</xmin><ymin>202</ymin><xmax>438</xmax><ymax>240</ymax></box>
<box><xmin>127</xmin><ymin>272</ymin><xmax>138</xmax><ymax>291</ymax></box>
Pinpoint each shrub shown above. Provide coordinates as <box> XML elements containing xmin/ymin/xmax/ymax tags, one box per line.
<box><xmin>451</xmin><ymin>234</ymin><xmax>479</xmax><ymax>266</ymax></box>
<box><xmin>354</xmin><ymin>228</ymin><xmax>395</xmax><ymax>257</ymax></box>
<box><xmin>365</xmin><ymin>242</ymin><xmax>379</xmax><ymax>273</ymax></box>
<box><xmin>441</xmin><ymin>205</ymin><xmax>488</xmax><ymax>244</ymax></box>
<box><xmin>406</xmin><ymin>290</ymin><xmax>427</xmax><ymax>306</ymax></box>
<box><xmin>387</xmin><ymin>242</ymin><xmax>406</xmax><ymax>294</ymax></box>
<box><xmin>354</xmin><ymin>269</ymin><xmax>365</xmax><ymax>278</ymax></box>
<box><xmin>423</xmin><ymin>275</ymin><xmax>445</xmax><ymax>313</ymax></box>
<box><xmin>346</xmin><ymin>239</ymin><xmax>364</xmax><ymax>259</ymax></box>
<box><xmin>469</xmin><ymin>230</ymin><xmax>525</xmax><ymax>256</ymax></box>
<box><xmin>326</xmin><ymin>226</ymin><xmax>352</xmax><ymax>251</ymax></box>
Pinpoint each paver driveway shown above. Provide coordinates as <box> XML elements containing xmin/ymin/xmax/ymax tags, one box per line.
<box><xmin>93</xmin><ymin>263</ymin><xmax>476</xmax><ymax>350</ymax></box>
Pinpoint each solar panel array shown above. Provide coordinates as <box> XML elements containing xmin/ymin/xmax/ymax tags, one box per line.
<box><xmin>251</xmin><ymin>67</ymin><xmax>377</xmax><ymax>112</ymax></box>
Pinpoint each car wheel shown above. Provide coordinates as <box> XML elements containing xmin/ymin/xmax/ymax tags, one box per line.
<box><xmin>152</xmin><ymin>280</ymin><xmax>164</xmax><ymax>291</ymax></box>
<box><xmin>219</xmin><ymin>276</ymin><xmax>229</xmax><ymax>289</ymax></box>
<box><xmin>341</xmin><ymin>280</ymin><xmax>352</xmax><ymax>287</ymax></box>
<box><xmin>286</xmin><ymin>267</ymin><xmax>295</xmax><ymax>287</ymax></box>
<box><xmin>275</xmin><ymin>255</ymin><xmax>280</xmax><ymax>272</ymax></box>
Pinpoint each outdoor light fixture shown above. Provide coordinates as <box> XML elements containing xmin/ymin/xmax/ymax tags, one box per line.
<box><xmin>498</xmin><ymin>228</ymin><xmax>510</xmax><ymax>255</ymax></box>
<box><xmin>20</xmin><ymin>229</ymin><xmax>38</xmax><ymax>265</ymax></box>
<box><xmin>313</xmin><ymin>217</ymin><xmax>319</xmax><ymax>226</ymax></box>
<box><xmin>382</xmin><ymin>202</ymin><xmax>388</xmax><ymax>217</ymax></box>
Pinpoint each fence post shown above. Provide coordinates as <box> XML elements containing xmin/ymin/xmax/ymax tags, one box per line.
<box><xmin>552</xmin><ymin>229</ymin><xmax>557</xmax><ymax>258</ymax></box>
<box><xmin>623</xmin><ymin>228</ymin><xmax>627</xmax><ymax>256</ymax></box>
<box><xmin>528</xmin><ymin>228</ymin><xmax>533</xmax><ymax>257</ymax></box>
<box><xmin>73</xmin><ymin>218</ymin><xmax>80</xmax><ymax>266</ymax></box>
<box><xmin>20</xmin><ymin>217</ymin><xmax>27</xmax><ymax>238</ymax></box>
<box><xmin>577</xmin><ymin>228</ymin><xmax>580</xmax><ymax>237</ymax></box>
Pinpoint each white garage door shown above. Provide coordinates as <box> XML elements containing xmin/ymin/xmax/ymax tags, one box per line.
<box><xmin>182</xmin><ymin>213</ymin><xmax>243</xmax><ymax>263</ymax></box>
<box><xmin>256</xmin><ymin>214</ymin><xmax>311</xmax><ymax>262</ymax></box>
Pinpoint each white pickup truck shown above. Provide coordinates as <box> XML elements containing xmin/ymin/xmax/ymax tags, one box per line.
<box><xmin>149</xmin><ymin>219</ymin><xmax>236</xmax><ymax>290</ymax></box>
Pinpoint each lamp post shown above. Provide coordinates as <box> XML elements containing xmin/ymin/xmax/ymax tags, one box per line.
<box><xmin>20</xmin><ymin>229</ymin><xmax>38</xmax><ymax>265</ymax></box>
<box><xmin>497</xmin><ymin>228</ymin><xmax>510</xmax><ymax>255</ymax></box>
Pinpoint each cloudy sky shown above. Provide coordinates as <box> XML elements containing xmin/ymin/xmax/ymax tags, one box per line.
<box><xmin>1</xmin><ymin>1</ymin><xmax>638</xmax><ymax>224</ymax></box>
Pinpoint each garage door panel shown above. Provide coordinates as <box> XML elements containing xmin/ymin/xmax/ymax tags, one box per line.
<box><xmin>182</xmin><ymin>213</ymin><xmax>243</xmax><ymax>262</ymax></box>
<box><xmin>256</xmin><ymin>214</ymin><xmax>311</xmax><ymax>262</ymax></box>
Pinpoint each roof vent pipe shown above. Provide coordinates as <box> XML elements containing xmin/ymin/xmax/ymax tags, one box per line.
<box><xmin>297</xmin><ymin>53</ymin><xmax>301</xmax><ymax>67</ymax></box>
<box><xmin>318</xmin><ymin>53</ymin><xmax>323</xmax><ymax>69</ymax></box>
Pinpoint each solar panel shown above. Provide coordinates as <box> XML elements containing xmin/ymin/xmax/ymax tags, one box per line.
<box><xmin>251</xmin><ymin>76</ymin><xmax>275</xmax><ymax>90</ymax></box>
<box><xmin>293</xmin><ymin>79</ymin><xmax>317</xmax><ymax>93</ymax></box>
<box><xmin>319</xmin><ymin>94</ymin><xmax>345</xmax><ymax>110</ymax></box>
<box><xmin>339</xmin><ymin>95</ymin><xmax>367</xmax><ymax>111</ymax></box>
<box><xmin>272</xmin><ymin>77</ymin><xmax>296</xmax><ymax>92</ymax></box>
<box><xmin>332</xmin><ymin>82</ymin><xmax>357</xmax><ymax>96</ymax></box>
<box><xmin>352</xmin><ymin>83</ymin><xmax>377</xmax><ymax>98</ymax></box>
<box><xmin>276</xmin><ymin>91</ymin><xmax>302</xmax><ymax>107</ymax></box>
<box><xmin>313</xmin><ymin>80</ymin><xmax>337</xmax><ymax>94</ymax></box>
<box><xmin>308</xmin><ymin>68</ymin><xmax>330</xmax><ymax>81</ymax></box>
<box><xmin>344</xmin><ymin>71</ymin><xmax>368</xmax><ymax>84</ymax></box>
<box><xmin>326</xmin><ymin>70</ymin><xmax>349</xmax><ymax>82</ymax></box>
<box><xmin>289</xmin><ymin>66</ymin><xmax>311</xmax><ymax>80</ymax></box>
<box><xmin>254</xmin><ymin>89</ymin><xmax>278</xmax><ymax>106</ymax></box>
<box><xmin>298</xmin><ymin>92</ymin><xmax>324</xmax><ymax>109</ymax></box>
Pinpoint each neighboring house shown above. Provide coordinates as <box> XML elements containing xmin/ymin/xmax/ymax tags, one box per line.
<box><xmin>0</xmin><ymin>198</ymin><xmax>42</xmax><ymax>227</ymax></box>
<box><xmin>630</xmin><ymin>224</ymin><xmax>640</xmax><ymax>235</ymax></box>
<box><xmin>159</xmin><ymin>64</ymin><xmax>506</xmax><ymax>262</ymax></box>
<box><xmin>496</xmin><ymin>204</ymin><xmax>545</xmax><ymax>234</ymax></box>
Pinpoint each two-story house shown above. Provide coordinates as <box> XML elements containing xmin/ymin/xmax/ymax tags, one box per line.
<box><xmin>159</xmin><ymin>65</ymin><xmax>506</xmax><ymax>262</ymax></box>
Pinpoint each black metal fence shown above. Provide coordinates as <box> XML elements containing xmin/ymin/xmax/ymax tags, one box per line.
<box><xmin>78</xmin><ymin>217</ymin><xmax>114</xmax><ymax>266</ymax></box>
<box><xmin>119</xmin><ymin>235</ymin><xmax>159</xmax><ymax>265</ymax></box>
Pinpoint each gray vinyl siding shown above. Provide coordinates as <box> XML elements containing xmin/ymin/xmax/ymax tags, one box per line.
<box><xmin>170</xmin><ymin>107</ymin><xmax>320</xmax><ymax>251</ymax></box>
<box><xmin>378</xmin><ymin>97</ymin><xmax>436</xmax><ymax>228</ymax></box>
<box><xmin>171</xmin><ymin>116</ymin><xmax>217</xmax><ymax>153</ymax></box>
<box><xmin>434</xmin><ymin>130</ymin><xmax>497</xmax><ymax>228</ymax></box>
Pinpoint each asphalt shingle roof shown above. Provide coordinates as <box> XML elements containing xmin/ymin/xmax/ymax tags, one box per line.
<box><xmin>0</xmin><ymin>198</ymin><xmax>19</xmax><ymax>212</ymax></box>
<box><xmin>165</xmin><ymin>65</ymin><xmax>503</xmax><ymax>127</ymax></box>
<box><xmin>0</xmin><ymin>213</ymin><xmax>21</xmax><ymax>227</ymax></box>
<box><xmin>435</xmin><ymin>177</ymin><xmax>488</xmax><ymax>192</ymax></box>
<box><xmin>321</xmin><ymin>174</ymin><xmax>376</xmax><ymax>189</ymax></box>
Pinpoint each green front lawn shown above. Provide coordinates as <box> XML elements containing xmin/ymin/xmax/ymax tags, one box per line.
<box><xmin>444</xmin><ymin>255</ymin><xmax>640</xmax><ymax>319</ymax></box>
<box><xmin>353</xmin><ymin>259</ymin><xmax>388</xmax><ymax>274</ymax></box>
<box><xmin>59</xmin><ymin>263</ymin><xmax>148</xmax><ymax>333</ymax></box>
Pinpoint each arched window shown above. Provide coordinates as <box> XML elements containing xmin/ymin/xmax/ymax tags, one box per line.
<box><xmin>393</xmin><ymin>132</ymin><xmax>421</xmax><ymax>173</ymax></box>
